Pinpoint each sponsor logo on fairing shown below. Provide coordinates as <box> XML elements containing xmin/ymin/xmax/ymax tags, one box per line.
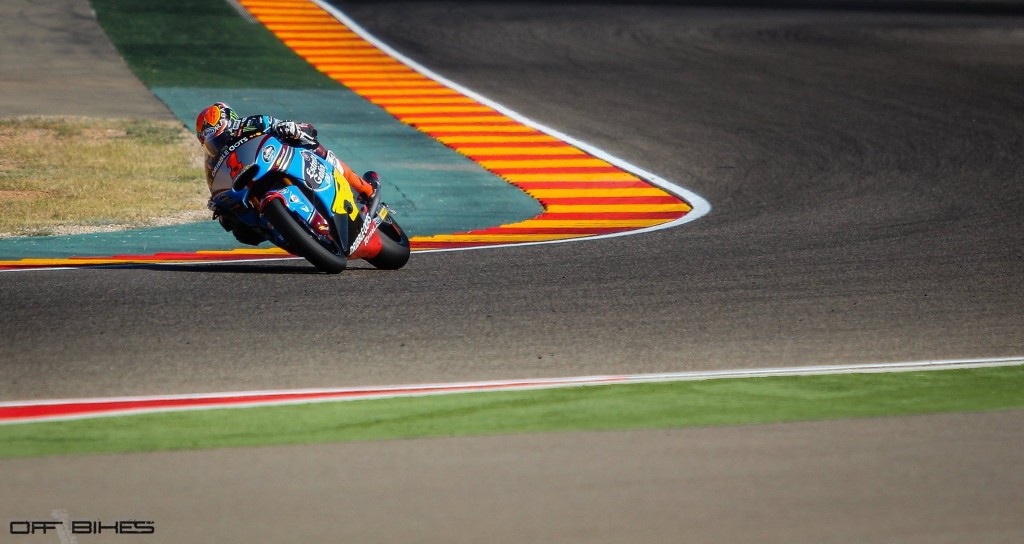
<box><xmin>351</xmin><ymin>207</ymin><xmax>385</xmax><ymax>253</ymax></box>
<box><xmin>211</xmin><ymin>134</ymin><xmax>258</xmax><ymax>177</ymax></box>
<box><xmin>272</xmin><ymin>146</ymin><xmax>293</xmax><ymax>172</ymax></box>
<box><xmin>301</xmin><ymin>151</ymin><xmax>329</xmax><ymax>190</ymax></box>
<box><xmin>226</xmin><ymin>152</ymin><xmax>245</xmax><ymax>179</ymax></box>
<box><xmin>261</xmin><ymin>145</ymin><xmax>276</xmax><ymax>162</ymax></box>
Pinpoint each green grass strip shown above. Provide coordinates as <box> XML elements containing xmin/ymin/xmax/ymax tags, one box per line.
<box><xmin>2</xmin><ymin>366</ymin><xmax>1022</xmax><ymax>459</ymax></box>
<box><xmin>91</xmin><ymin>0</ymin><xmax>336</xmax><ymax>89</ymax></box>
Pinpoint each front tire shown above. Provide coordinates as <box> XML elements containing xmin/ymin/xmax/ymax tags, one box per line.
<box><xmin>263</xmin><ymin>198</ymin><xmax>347</xmax><ymax>273</ymax></box>
<box><xmin>367</xmin><ymin>219</ymin><xmax>410</xmax><ymax>270</ymax></box>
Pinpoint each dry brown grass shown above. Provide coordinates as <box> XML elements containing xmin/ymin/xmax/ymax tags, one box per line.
<box><xmin>0</xmin><ymin>117</ymin><xmax>209</xmax><ymax>237</ymax></box>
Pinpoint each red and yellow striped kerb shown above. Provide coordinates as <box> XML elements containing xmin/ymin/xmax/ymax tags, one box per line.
<box><xmin>0</xmin><ymin>249</ymin><xmax>294</xmax><ymax>271</ymax></box>
<box><xmin>240</xmin><ymin>0</ymin><xmax>693</xmax><ymax>250</ymax></box>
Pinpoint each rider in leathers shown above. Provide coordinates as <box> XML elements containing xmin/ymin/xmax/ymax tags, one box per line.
<box><xmin>195</xmin><ymin>102</ymin><xmax>379</xmax><ymax>246</ymax></box>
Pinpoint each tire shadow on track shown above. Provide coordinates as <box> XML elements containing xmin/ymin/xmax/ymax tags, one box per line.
<box><xmin>94</xmin><ymin>261</ymin><xmax>391</xmax><ymax>274</ymax></box>
<box><xmin>96</xmin><ymin>263</ymin><xmax>322</xmax><ymax>275</ymax></box>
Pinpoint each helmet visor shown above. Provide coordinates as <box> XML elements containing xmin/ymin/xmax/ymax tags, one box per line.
<box><xmin>202</xmin><ymin>130</ymin><xmax>232</xmax><ymax>157</ymax></box>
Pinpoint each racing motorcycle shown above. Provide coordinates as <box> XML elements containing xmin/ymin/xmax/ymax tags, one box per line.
<box><xmin>208</xmin><ymin>131</ymin><xmax>410</xmax><ymax>273</ymax></box>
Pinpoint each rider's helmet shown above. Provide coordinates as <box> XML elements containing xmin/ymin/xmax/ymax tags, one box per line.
<box><xmin>195</xmin><ymin>102</ymin><xmax>240</xmax><ymax>156</ymax></box>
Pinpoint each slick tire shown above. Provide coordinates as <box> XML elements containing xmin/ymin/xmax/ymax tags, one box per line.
<box><xmin>263</xmin><ymin>198</ymin><xmax>347</xmax><ymax>274</ymax></box>
<box><xmin>367</xmin><ymin>219</ymin><xmax>410</xmax><ymax>270</ymax></box>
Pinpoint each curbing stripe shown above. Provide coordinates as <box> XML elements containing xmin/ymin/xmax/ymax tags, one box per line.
<box><xmin>1</xmin><ymin>357</ymin><xmax>1021</xmax><ymax>425</ymax></box>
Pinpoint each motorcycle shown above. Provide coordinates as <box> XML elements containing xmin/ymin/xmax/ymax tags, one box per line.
<box><xmin>208</xmin><ymin>131</ymin><xmax>410</xmax><ymax>273</ymax></box>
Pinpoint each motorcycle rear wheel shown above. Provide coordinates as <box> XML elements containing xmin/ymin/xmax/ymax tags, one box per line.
<box><xmin>263</xmin><ymin>199</ymin><xmax>347</xmax><ymax>274</ymax></box>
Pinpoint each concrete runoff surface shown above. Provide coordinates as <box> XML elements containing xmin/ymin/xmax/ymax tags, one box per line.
<box><xmin>2</xmin><ymin>0</ymin><xmax>1023</xmax><ymax>542</ymax></box>
<box><xmin>0</xmin><ymin>0</ymin><xmax>173</xmax><ymax>119</ymax></box>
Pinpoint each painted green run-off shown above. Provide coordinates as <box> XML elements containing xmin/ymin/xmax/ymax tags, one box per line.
<box><xmin>2</xmin><ymin>366</ymin><xmax>1022</xmax><ymax>459</ymax></box>
<box><xmin>90</xmin><ymin>0</ymin><xmax>338</xmax><ymax>89</ymax></box>
<box><xmin>154</xmin><ymin>87</ymin><xmax>543</xmax><ymax>236</ymax></box>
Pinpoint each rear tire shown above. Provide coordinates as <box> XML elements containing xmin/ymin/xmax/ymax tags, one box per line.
<box><xmin>367</xmin><ymin>219</ymin><xmax>410</xmax><ymax>270</ymax></box>
<box><xmin>263</xmin><ymin>198</ymin><xmax>347</xmax><ymax>273</ymax></box>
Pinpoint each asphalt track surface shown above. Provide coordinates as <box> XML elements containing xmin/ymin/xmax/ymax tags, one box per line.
<box><xmin>2</xmin><ymin>0</ymin><xmax>1022</xmax><ymax>399</ymax></box>
<box><xmin>2</xmin><ymin>1</ymin><xmax>1024</xmax><ymax>542</ymax></box>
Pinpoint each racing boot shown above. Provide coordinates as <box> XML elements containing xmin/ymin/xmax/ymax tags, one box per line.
<box><xmin>209</xmin><ymin>192</ymin><xmax>264</xmax><ymax>246</ymax></box>
<box><xmin>347</xmin><ymin>170</ymin><xmax>379</xmax><ymax>209</ymax></box>
<box><xmin>216</xmin><ymin>211</ymin><xmax>264</xmax><ymax>246</ymax></box>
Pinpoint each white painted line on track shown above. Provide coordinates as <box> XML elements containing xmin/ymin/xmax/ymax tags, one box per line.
<box><xmin>2</xmin><ymin>356</ymin><xmax>1020</xmax><ymax>425</ymax></box>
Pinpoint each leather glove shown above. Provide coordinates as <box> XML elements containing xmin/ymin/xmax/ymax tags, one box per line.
<box><xmin>274</xmin><ymin>121</ymin><xmax>301</xmax><ymax>141</ymax></box>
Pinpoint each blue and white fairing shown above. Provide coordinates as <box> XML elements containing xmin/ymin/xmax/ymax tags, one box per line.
<box><xmin>208</xmin><ymin>133</ymin><xmax>360</xmax><ymax>254</ymax></box>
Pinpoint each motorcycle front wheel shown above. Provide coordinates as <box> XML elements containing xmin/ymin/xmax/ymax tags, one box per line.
<box><xmin>367</xmin><ymin>218</ymin><xmax>410</xmax><ymax>270</ymax></box>
<box><xmin>263</xmin><ymin>198</ymin><xmax>347</xmax><ymax>274</ymax></box>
